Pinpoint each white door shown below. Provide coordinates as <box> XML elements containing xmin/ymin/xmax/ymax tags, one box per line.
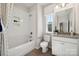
<box><xmin>52</xmin><ymin>40</ymin><xmax>64</xmax><ymax>56</ymax></box>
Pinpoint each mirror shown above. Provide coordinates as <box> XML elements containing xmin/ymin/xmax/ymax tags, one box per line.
<box><xmin>54</xmin><ymin>8</ymin><xmax>73</xmax><ymax>33</ymax></box>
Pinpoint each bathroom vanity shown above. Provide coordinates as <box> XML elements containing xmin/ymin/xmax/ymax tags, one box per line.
<box><xmin>51</xmin><ymin>4</ymin><xmax>79</xmax><ymax>56</ymax></box>
<box><xmin>52</xmin><ymin>34</ymin><xmax>79</xmax><ymax>56</ymax></box>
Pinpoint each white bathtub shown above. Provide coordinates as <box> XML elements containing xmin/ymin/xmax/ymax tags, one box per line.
<box><xmin>7</xmin><ymin>40</ymin><xmax>35</xmax><ymax>56</ymax></box>
<box><xmin>3</xmin><ymin>33</ymin><xmax>36</xmax><ymax>56</ymax></box>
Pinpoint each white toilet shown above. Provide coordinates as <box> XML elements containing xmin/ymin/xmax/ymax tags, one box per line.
<box><xmin>40</xmin><ymin>35</ymin><xmax>50</xmax><ymax>53</ymax></box>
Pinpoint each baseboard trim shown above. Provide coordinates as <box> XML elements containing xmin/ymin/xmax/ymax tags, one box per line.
<box><xmin>35</xmin><ymin>47</ymin><xmax>40</xmax><ymax>49</ymax></box>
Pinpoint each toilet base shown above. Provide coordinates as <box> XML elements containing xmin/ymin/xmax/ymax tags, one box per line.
<box><xmin>42</xmin><ymin>47</ymin><xmax>48</xmax><ymax>53</ymax></box>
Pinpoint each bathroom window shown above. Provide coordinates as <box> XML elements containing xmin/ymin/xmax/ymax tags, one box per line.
<box><xmin>46</xmin><ymin>13</ymin><xmax>53</xmax><ymax>33</ymax></box>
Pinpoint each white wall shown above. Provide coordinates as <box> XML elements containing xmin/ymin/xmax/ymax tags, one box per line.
<box><xmin>74</xmin><ymin>4</ymin><xmax>79</xmax><ymax>34</ymax></box>
<box><xmin>36</xmin><ymin>5</ymin><xmax>43</xmax><ymax>49</ymax></box>
<box><xmin>29</xmin><ymin>5</ymin><xmax>43</xmax><ymax>49</ymax></box>
<box><xmin>37</xmin><ymin>5</ymin><xmax>43</xmax><ymax>38</ymax></box>
<box><xmin>29</xmin><ymin>6</ymin><xmax>37</xmax><ymax>40</ymax></box>
<box><xmin>44</xmin><ymin>4</ymin><xmax>54</xmax><ymax>15</ymax></box>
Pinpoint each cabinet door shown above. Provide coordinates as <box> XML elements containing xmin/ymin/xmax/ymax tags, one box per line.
<box><xmin>64</xmin><ymin>43</ymin><xmax>77</xmax><ymax>56</ymax></box>
<box><xmin>52</xmin><ymin>40</ymin><xmax>64</xmax><ymax>56</ymax></box>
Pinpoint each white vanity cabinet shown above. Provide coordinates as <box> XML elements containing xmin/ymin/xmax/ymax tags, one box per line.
<box><xmin>52</xmin><ymin>40</ymin><xmax>64</xmax><ymax>56</ymax></box>
<box><xmin>52</xmin><ymin>37</ymin><xmax>78</xmax><ymax>56</ymax></box>
<box><xmin>64</xmin><ymin>42</ymin><xmax>77</xmax><ymax>56</ymax></box>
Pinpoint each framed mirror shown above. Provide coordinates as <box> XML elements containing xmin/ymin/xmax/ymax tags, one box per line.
<box><xmin>54</xmin><ymin>7</ymin><xmax>74</xmax><ymax>34</ymax></box>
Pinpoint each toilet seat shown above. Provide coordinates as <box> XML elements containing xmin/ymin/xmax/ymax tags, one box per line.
<box><xmin>40</xmin><ymin>41</ymin><xmax>48</xmax><ymax>47</ymax></box>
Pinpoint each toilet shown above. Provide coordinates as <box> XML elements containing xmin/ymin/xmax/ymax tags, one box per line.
<box><xmin>40</xmin><ymin>35</ymin><xmax>50</xmax><ymax>53</ymax></box>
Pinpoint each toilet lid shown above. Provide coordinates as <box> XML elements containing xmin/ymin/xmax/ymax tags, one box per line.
<box><xmin>40</xmin><ymin>41</ymin><xmax>48</xmax><ymax>46</ymax></box>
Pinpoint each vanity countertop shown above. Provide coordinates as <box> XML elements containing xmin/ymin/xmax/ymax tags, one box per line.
<box><xmin>52</xmin><ymin>34</ymin><xmax>79</xmax><ymax>39</ymax></box>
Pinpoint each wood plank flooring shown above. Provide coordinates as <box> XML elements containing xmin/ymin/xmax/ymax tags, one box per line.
<box><xmin>25</xmin><ymin>48</ymin><xmax>54</xmax><ymax>56</ymax></box>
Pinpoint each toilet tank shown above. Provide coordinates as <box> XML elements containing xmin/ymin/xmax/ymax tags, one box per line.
<box><xmin>44</xmin><ymin>35</ymin><xmax>50</xmax><ymax>42</ymax></box>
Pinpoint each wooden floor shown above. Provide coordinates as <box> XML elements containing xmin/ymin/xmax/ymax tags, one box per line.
<box><xmin>25</xmin><ymin>48</ymin><xmax>54</xmax><ymax>56</ymax></box>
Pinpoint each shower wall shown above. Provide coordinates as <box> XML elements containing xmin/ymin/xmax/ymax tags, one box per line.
<box><xmin>4</xmin><ymin>4</ymin><xmax>30</xmax><ymax>49</ymax></box>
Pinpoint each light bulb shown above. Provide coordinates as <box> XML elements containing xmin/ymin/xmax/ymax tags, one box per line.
<box><xmin>55</xmin><ymin>5</ymin><xmax>59</xmax><ymax>9</ymax></box>
<box><xmin>62</xmin><ymin>3</ymin><xmax>65</xmax><ymax>7</ymax></box>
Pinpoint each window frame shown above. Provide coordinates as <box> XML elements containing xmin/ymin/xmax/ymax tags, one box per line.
<box><xmin>45</xmin><ymin>13</ymin><xmax>54</xmax><ymax>33</ymax></box>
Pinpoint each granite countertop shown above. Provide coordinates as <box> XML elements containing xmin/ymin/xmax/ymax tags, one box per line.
<box><xmin>53</xmin><ymin>34</ymin><xmax>79</xmax><ymax>39</ymax></box>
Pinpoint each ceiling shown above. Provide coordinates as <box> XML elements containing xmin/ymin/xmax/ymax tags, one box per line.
<box><xmin>14</xmin><ymin>3</ymin><xmax>53</xmax><ymax>8</ymax></box>
<box><xmin>14</xmin><ymin>3</ymin><xmax>36</xmax><ymax>8</ymax></box>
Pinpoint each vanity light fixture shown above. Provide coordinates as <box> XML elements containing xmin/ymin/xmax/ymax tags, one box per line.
<box><xmin>55</xmin><ymin>3</ymin><xmax>66</xmax><ymax>9</ymax></box>
<box><xmin>55</xmin><ymin>5</ymin><xmax>59</xmax><ymax>9</ymax></box>
<box><xmin>61</xmin><ymin>3</ymin><xmax>66</xmax><ymax>7</ymax></box>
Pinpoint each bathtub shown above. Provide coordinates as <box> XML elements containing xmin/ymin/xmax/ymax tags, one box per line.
<box><xmin>7</xmin><ymin>40</ymin><xmax>35</xmax><ymax>56</ymax></box>
<box><xmin>3</xmin><ymin>33</ymin><xmax>36</xmax><ymax>56</ymax></box>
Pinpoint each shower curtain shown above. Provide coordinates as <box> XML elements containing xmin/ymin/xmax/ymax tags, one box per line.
<box><xmin>0</xmin><ymin>3</ymin><xmax>14</xmax><ymax>56</ymax></box>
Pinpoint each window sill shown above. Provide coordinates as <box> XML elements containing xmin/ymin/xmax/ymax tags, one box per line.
<box><xmin>46</xmin><ymin>32</ymin><xmax>54</xmax><ymax>35</ymax></box>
